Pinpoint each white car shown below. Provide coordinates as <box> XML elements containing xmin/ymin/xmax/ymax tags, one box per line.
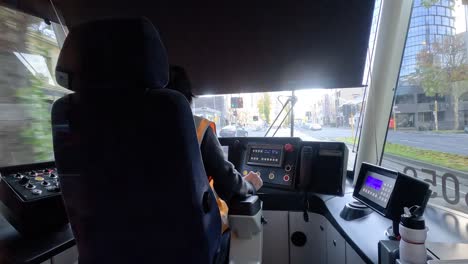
<box><xmin>308</xmin><ymin>123</ymin><xmax>322</xmax><ymax>131</ymax></box>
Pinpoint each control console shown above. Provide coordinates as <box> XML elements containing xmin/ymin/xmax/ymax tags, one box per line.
<box><xmin>0</xmin><ymin>162</ymin><xmax>68</xmax><ymax>235</ymax></box>
<box><xmin>354</xmin><ymin>162</ymin><xmax>431</xmax><ymax>221</ymax></box>
<box><xmin>220</xmin><ymin>137</ymin><xmax>348</xmax><ymax>195</ymax></box>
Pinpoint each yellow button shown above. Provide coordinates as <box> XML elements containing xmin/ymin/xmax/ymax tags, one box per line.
<box><xmin>268</xmin><ymin>173</ymin><xmax>275</xmax><ymax>180</ymax></box>
<box><xmin>243</xmin><ymin>170</ymin><xmax>248</xmax><ymax>176</ymax></box>
<box><xmin>34</xmin><ymin>176</ymin><xmax>44</xmax><ymax>182</ymax></box>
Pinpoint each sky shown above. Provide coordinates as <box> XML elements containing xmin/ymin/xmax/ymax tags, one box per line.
<box><xmin>454</xmin><ymin>0</ymin><xmax>467</xmax><ymax>33</ymax></box>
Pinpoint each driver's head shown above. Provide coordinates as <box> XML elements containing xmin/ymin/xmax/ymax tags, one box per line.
<box><xmin>167</xmin><ymin>65</ymin><xmax>195</xmax><ymax>103</ymax></box>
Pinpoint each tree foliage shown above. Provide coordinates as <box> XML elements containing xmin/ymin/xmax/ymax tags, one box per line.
<box><xmin>412</xmin><ymin>34</ymin><xmax>468</xmax><ymax>130</ymax></box>
<box><xmin>421</xmin><ymin>0</ymin><xmax>440</xmax><ymax>8</ymax></box>
<box><xmin>421</xmin><ymin>0</ymin><xmax>454</xmax><ymax>10</ymax></box>
<box><xmin>257</xmin><ymin>93</ymin><xmax>271</xmax><ymax>124</ymax></box>
<box><xmin>16</xmin><ymin>77</ymin><xmax>54</xmax><ymax>161</ymax></box>
<box><xmin>284</xmin><ymin>103</ymin><xmax>292</xmax><ymax>127</ymax></box>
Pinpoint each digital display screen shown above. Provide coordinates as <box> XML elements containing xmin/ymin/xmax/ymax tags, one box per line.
<box><xmin>247</xmin><ymin>145</ymin><xmax>283</xmax><ymax>167</ymax></box>
<box><xmin>358</xmin><ymin>171</ymin><xmax>396</xmax><ymax>208</ymax></box>
<box><xmin>365</xmin><ymin>175</ymin><xmax>383</xmax><ymax>190</ymax></box>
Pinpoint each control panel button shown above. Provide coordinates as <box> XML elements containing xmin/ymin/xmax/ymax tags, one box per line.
<box><xmin>31</xmin><ymin>189</ymin><xmax>42</xmax><ymax>195</ymax></box>
<box><xmin>283</xmin><ymin>175</ymin><xmax>290</xmax><ymax>182</ymax></box>
<box><xmin>34</xmin><ymin>176</ymin><xmax>45</xmax><ymax>182</ymax></box>
<box><xmin>28</xmin><ymin>171</ymin><xmax>37</xmax><ymax>177</ymax></box>
<box><xmin>19</xmin><ymin>177</ymin><xmax>30</xmax><ymax>186</ymax></box>
<box><xmin>256</xmin><ymin>171</ymin><xmax>261</xmax><ymax>177</ymax></box>
<box><xmin>268</xmin><ymin>173</ymin><xmax>275</xmax><ymax>180</ymax></box>
<box><xmin>46</xmin><ymin>186</ymin><xmax>60</xmax><ymax>192</ymax></box>
<box><xmin>14</xmin><ymin>173</ymin><xmax>23</xmax><ymax>179</ymax></box>
<box><xmin>25</xmin><ymin>183</ymin><xmax>36</xmax><ymax>190</ymax></box>
<box><xmin>49</xmin><ymin>173</ymin><xmax>58</xmax><ymax>179</ymax></box>
<box><xmin>285</xmin><ymin>164</ymin><xmax>292</xmax><ymax>172</ymax></box>
<box><xmin>284</xmin><ymin>143</ymin><xmax>294</xmax><ymax>153</ymax></box>
<box><xmin>41</xmin><ymin>181</ymin><xmax>50</xmax><ymax>186</ymax></box>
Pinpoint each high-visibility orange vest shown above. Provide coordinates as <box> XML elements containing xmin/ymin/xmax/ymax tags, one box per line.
<box><xmin>194</xmin><ymin>116</ymin><xmax>229</xmax><ymax>233</ymax></box>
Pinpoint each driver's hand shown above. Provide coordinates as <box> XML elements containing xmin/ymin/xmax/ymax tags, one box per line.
<box><xmin>244</xmin><ymin>171</ymin><xmax>263</xmax><ymax>191</ymax></box>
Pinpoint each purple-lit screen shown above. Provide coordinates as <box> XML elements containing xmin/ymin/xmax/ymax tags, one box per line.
<box><xmin>365</xmin><ymin>175</ymin><xmax>383</xmax><ymax>190</ymax></box>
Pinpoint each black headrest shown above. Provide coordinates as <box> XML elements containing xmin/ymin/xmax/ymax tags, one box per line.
<box><xmin>56</xmin><ymin>17</ymin><xmax>168</xmax><ymax>92</ymax></box>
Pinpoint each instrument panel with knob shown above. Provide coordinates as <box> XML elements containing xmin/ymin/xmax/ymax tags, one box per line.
<box><xmin>240</xmin><ymin>139</ymin><xmax>301</xmax><ymax>189</ymax></box>
<box><xmin>2</xmin><ymin>167</ymin><xmax>61</xmax><ymax>201</ymax></box>
<box><xmin>0</xmin><ymin>162</ymin><xmax>67</xmax><ymax>235</ymax></box>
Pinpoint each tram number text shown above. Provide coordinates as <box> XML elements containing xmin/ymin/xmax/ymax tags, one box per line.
<box><xmin>403</xmin><ymin>166</ymin><xmax>463</xmax><ymax>206</ymax></box>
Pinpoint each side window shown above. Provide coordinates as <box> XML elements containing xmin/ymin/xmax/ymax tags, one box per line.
<box><xmin>0</xmin><ymin>6</ymin><xmax>70</xmax><ymax>166</ymax></box>
<box><xmin>382</xmin><ymin>0</ymin><xmax>468</xmax><ymax>214</ymax></box>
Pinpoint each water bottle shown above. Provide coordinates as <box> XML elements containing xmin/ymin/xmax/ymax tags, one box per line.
<box><xmin>399</xmin><ymin>206</ymin><xmax>428</xmax><ymax>264</ymax></box>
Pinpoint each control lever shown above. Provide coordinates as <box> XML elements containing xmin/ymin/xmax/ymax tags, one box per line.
<box><xmin>19</xmin><ymin>177</ymin><xmax>30</xmax><ymax>186</ymax></box>
<box><xmin>303</xmin><ymin>192</ymin><xmax>309</xmax><ymax>222</ymax></box>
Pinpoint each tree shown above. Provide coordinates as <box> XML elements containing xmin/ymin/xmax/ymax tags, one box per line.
<box><xmin>0</xmin><ymin>6</ymin><xmax>61</xmax><ymax>164</ymax></box>
<box><xmin>257</xmin><ymin>93</ymin><xmax>271</xmax><ymax>124</ymax></box>
<box><xmin>421</xmin><ymin>0</ymin><xmax>442</xmax><ymax>8</ymax></box>
<box><xmin>284</xmin><ymin>103</ymin><xmax>292</xmax><ymax>127</ymax></box>
<box><xmin>16</xmin><ymin>77</ymin><xmax>54</xmax><ymax>161</ymax></box>
<box><xmin>0</xmin><ymin>7</ymin><xmax>35</xmax><ymax>165</ymax></box>
<box><xmin>412</xmin><ymin>34</ymin><xmax>468</xmax><ymax>130</ymax></box>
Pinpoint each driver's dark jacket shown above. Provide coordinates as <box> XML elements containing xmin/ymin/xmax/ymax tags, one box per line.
<box><xmin>200</xmin><ymin>127</ymin><xmax>256</xmax><ymax>205</ymax></box>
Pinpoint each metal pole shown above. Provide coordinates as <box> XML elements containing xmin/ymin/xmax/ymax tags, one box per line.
<box><xmin>291</xmin><ymin>90</ymin><xmax>295</xmax><ymax>137</ymax></box>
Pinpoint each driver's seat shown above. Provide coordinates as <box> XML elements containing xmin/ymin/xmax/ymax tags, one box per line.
<box><xmin>51</xmin><ymin>18</ymin><xmax>222</xmax><ymax>263</ymax></box>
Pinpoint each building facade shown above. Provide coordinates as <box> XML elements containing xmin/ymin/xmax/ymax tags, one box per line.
<box><xmin>400</xmin><ymin>0</ymin><xmax>456</xmax><ymax>77</ymax></box>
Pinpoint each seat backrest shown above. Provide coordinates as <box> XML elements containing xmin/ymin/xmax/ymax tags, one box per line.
<box><xmin>51</xmin><ymin>18</ymin><xmax>221</xmax><ymax>264</ymax></box>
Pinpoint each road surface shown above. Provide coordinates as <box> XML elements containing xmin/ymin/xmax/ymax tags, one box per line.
<box><xmin>245</xmin><ymin>127</ymin><xmax>468</xmax><ymax>156</ymax></box>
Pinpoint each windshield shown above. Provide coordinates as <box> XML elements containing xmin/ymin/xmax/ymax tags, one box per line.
<box><xmin>193</xmin><ymin>87</ymin><xmax>365</xmax><ymax>170</ymax></box>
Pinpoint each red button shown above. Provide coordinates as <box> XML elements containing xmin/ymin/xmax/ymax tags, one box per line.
<box><xmin>284</xmin><ymin>144</ymin><xmax>294</xmax><ymax>153</ymax></box>
<box><xmin>283</xmin><ymin>175</ymin><xmax>290</xmax><ymax>182</ymax></box>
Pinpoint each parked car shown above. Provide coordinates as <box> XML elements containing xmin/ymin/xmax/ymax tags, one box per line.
<box><xmin>247</xmin><ymin>121</ymin><xmax>265</xmax><ymax>131</ymax></box>
<box><xmin>219</xmin><ymin>125</ymin><xmax>249</xmax><ymax>137</ymax></box>
<box><xmin>308</xmin><ymin>123</ymin><xmax>322</xmax><ymax>131</ymax></box>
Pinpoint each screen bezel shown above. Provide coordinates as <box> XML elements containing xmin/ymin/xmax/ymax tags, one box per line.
<box><xmin>353</xmin><ymin>163</ymin><xmax>398</xmax><ymax>217</ymax></box>
<box><xmin>246</xmin><ymin>144</ymin><xmax>284</xmax><ymax>168</ymax></box>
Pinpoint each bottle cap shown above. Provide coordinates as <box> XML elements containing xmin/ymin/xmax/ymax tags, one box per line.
<box><xmin>400</xmin><ymin>206</ymin><xmax>425</xmax><ymax>230</ymax></box>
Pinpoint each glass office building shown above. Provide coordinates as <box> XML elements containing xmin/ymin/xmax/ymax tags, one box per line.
<box><xmin>400</xmin><ymin>0</ymin><xmax>456</xmax><ymax>77</ymax></box>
